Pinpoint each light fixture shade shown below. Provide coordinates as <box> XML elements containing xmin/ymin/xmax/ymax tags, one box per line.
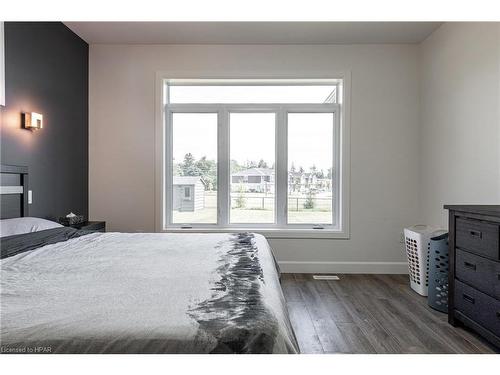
<box><xmin>22</xmin><ymin>112</ymin><xmax>43</xmax><ymax>130</ymax></box>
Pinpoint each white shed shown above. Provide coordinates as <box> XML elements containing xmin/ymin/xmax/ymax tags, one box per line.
<box><xmin>173</xmin><ymin>176</ymin><xmax>205</xmax><ymax>212</ymax></box>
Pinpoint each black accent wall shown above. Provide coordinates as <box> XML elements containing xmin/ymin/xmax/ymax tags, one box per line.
<box><xmin>0</xmin><ymin>22</ymin><xmax>88</xmax><ymax>220</ymax></box>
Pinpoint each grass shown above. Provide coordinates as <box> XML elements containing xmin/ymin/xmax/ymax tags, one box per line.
<box><xmin>173</xmin><ymin>208</ymin><xmax>332</xmax><ymax>224</ymax></box>
<box><xmin>172</xmin><ymin>192</ymin><xmax>333</xmax><ymax>224</ymax></box>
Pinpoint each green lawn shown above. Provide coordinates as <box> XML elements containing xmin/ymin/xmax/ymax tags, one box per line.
<box><xmin>172</xmin><ymin>191</ymin><xmax>333</xmax><ymax>224</ymax></box>
<box><xmin>173</xmin><ymin>207</ymin><xmax>332</xmax><ymax>224</ymax></box>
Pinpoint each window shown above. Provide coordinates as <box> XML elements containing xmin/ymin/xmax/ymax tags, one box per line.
<box><xmin>230</xmin><ymin>112</ymin><xmax>275</xmax><ymax>224</ymax></box>
<box><xmin>168</xmin><ymin>79</ymin><xmax>337</xmax><ymax>104</ymax></box>
<box><xmin>247</xmin><ymin>176</ymin><xmax>262</xmax><ymax>183</ymax></box>
<box><xmin>183</xmin><ymin>187</ymin><xmax>191</xmax><ymax>200</ymax></box>
<box><xmin>287</xmin><ymin>113</ymin><xmax>335</xmax><ymax>225</ymax></box>
<box><xmin>171</xmin><ymin>113</ymin><xmax>217</xmax><ymax>224</ymax></box>
<box><xmin>160</xmin><ymin>78</ymin><xmax>349</xmax><ymax>236</ymax></box>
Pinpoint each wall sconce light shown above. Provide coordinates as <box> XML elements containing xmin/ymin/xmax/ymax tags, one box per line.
<box><xmin>22</xmin><ymin>112</ymin><xmax>43</xmax><ymax>130</ymax></box>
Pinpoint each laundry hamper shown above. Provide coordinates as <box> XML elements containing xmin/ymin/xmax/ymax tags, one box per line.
<box><xmin>427</xmin><ymin>232</ymin><xmax>449</xmax><ymax>312</ymax></box>
<box><xmin>403</xmin><ymin>225</ymin><xmax>442</xmax><ymax>296</ymax></box>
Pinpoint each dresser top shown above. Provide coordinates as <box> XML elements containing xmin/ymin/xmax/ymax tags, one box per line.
<box><xmin>444</xmin><ymin>205</ymin><xmax>500</xmax><ymax>216</ymax></box>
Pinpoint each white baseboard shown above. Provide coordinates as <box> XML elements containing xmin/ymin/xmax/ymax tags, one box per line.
<box><xmin>278</xmin><ymin>261</ymin><xmax>408</xmax><ymax>274</ymax></box>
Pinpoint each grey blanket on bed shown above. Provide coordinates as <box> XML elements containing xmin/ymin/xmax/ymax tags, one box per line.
<box><xmin>0</xmin><ymin>230</ymin><xmax>298</xmax><ymax>354</ymax></box>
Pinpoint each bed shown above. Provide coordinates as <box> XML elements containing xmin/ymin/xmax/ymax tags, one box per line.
<box><xmin>0</xmin><ymin>165</ymin><xmax>299</xmax><ymax>354</ymax></box>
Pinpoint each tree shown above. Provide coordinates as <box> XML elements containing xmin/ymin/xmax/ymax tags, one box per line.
<box><xmin>290</xmin><ymin>163</ymin><xmax>296</xmax><ymax>173</ymax></box>
<box><xmin>180</xmin><ymin>153</ymin><xmax>199</xmax><ymax>176</ymax></box>
<box><xmin>310</xmin><ymin>164</ymin><xmax>317</xmax><ymax>175</ymax></box>
<box><xmin>178</xmin><ymin>154</ymin><xmax>219</xmax><ymax>191</ymax></box>
<box><xmin>172</xmin><ymin>161</ymin><xmax>182</xmax><ymax>176</ymax></box>
<box><xmin>298</xmin><ymin>166</ymin><xmax>304</xmax><ymax>174</ymax></box>
<box><xmin>316</xmin><ymin>169</ymin><xmax>325</xmax><ymax>179</ymax></box>
<box><xmin>230</xmin><ymin>159</ymin><xmax>244</xmax><ymax>174</ymax></box>
<box><xmin>245</xmin><ymin>160</ymin><xmax>258</xmax><ymax>169</ymax></box>
<box><xmin>195</xmin><ymin>156</ymin><xmax>217</xmax><ymax>190</ymax></box>
<box><xmin>257</xmin><ymin>159</ymin><xmax>268</xmax><ymax>168</ymax></box>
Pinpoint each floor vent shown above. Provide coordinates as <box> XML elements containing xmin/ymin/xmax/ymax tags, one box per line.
<box><xmin>312</xmin><ymin>275</ymin><xmax>340</xmax><ymax>280</ymax></box>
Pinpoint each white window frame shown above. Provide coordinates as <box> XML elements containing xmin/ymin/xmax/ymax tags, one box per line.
<box><xmin>155</xmin><ymin>76</ymin><xmax>351</xmax><ymax>239</ymax></box>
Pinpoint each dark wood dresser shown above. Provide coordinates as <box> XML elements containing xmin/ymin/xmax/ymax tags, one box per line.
<box><xmin>445</xmin><ymin>205</ymin><xmax>500</xmax><ymax>348</ymax></box>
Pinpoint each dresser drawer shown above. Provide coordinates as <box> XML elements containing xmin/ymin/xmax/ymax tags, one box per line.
<box><xmin>456</xmin><ymin>249</ymin><xmax>500</xmax><ymax>299</ymax></box>
<box><xmin>456</xmin><ymin>217</ymin><xmax>499</xmax><ymax>260</ymax></box>
<box><xmin>454</xmin><ymin>280</ymin><xmax>500</xmax><ymax>337</ymax></box>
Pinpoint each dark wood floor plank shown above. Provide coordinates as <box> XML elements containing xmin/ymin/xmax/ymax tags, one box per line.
<box><xmin>383</xmin><ymin>297</ymin><xmax>454</xmax><ymax>353</ymax></box>
<box><xmin>327</xmin><ymin>274</ymin><xmax>428</xmax><ymax>352</ymax></box>
<box><xmin>325</xmin><ymin>279</ymin><xmax>404</xmax><ymax>353</ymax></box>
<box><xmin>336</xmin><ymin>277</ymin><xmax>426</xmax><ymax>352</ymax></box>
<box><xmin>335</xmin><ymin>322</ymin><xmax>377</xmax><ymax>354</ymax></box>
<box><xmin>293</xmin><ymin>274</ymin><xmax>350</xmax><ymax>353</ymax></box>
<box><xmin>281</xmin><ymin>274</ymin><xmax>324</xmax><ymax>353</ymax></box>
<box><xmin>281</xmin><ymin>273</ymin><xmax>303</xmax><ymax>303</ymax></box>
<box><xmin>362</xmin><ymin>295</ymin><xmax>429</xmax><ymax>353</ymax></box>
<box><xmin>391</xmin><ymin>275</ymin><xmax>496</xmax><ymax>353</ymax></box>
<box><xmin>312</xmin><ymin>279</ymin><xmax>354</xmax><ymax>323</ymax></box>
<box><xmin>371</xmin><ymin>274</ymin><xmax>495</xmax><ymax>353</ymax></box>
<box><xmin>286</xmin><ymin>301</ymin><xmax>324</xmax><ymax>354</ymax></box>
<box><xmin>367</xmin><ymin>275</ymin><xmax>458</xmax><ymax>353</ymax></box>
<box><xmin>283</xmin><ymin>273</ymin><xmax>497</xmax><ymax>354</ymax></box>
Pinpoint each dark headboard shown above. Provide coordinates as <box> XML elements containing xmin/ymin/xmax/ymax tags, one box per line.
<box><xmin>0</xmin><ymin>164</ymin><xmax>29</xmax><ymax>219</ymax></box>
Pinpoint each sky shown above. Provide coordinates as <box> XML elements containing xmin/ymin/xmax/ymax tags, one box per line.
<box><xmin>172</xmin><ymin>112</ymin><xmax>334</xmax><ymax>172</ymax></box>
<box><xmin>171</xmin><ymin>85</ymin><xmax>335</xmax><ymax>172</ymax></box>
<box><xmin>169</xmin><ymin>85</ymin><xmax>336</xmax><ymax>104</ymax></box>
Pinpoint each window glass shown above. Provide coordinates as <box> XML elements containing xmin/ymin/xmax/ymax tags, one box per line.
<box><xmin>169</xmin><ymin>85</ymin><xmax>337</xmax><ymax>104</ymax></box>
<box><xmin>229</xmin><ymin>113</ymin><xmax>276</xmax><ymax>224</ymax></box>
<box><xmin>172</xmin><ymin>113</ymin><xmax>218</xmax><ymax>224</ymax></box>
<box><xmin>287</xmin><ymin>113</ymin><xmax>334</xmax><ymax>225</ymax></box>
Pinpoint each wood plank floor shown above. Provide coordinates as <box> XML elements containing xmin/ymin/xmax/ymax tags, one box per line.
<box><xmin>281</xmin><ymin>273</ymin><xmax>498</xmax><ymax>354</ymax></box>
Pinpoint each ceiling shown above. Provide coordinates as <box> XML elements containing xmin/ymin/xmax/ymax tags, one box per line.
<box><xmin>64</xmin><ymin>22</ymin><xmax>442</xmax><ymax>45</ymax></box>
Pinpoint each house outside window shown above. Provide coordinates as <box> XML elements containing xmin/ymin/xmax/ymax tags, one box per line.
<box><xmin>158</xmin><ymin>78</ymin><xmax>350</xmax><ymax>238</ymax></box>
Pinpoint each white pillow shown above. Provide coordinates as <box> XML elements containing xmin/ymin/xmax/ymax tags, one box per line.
<box><xmin>0</xmin><ymin>217</ymin><xmax>63</xmax><ymax>238</ymax></box>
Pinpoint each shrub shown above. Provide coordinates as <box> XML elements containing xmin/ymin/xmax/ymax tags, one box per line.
<box><xmin>234</xmin><ymin>185</ymin><xmax>247</xmax><ymax>209</ymax></box>
<box><xmin>303</xmin><ymin>191</ymin><xmax>316</xmax><ymax>209</ymax></box>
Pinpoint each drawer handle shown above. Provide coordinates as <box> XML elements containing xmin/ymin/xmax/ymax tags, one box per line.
<box><xmin>463</xmin><ymin>261</ymin><xmax>476</xmax><ymax>271</ymax></box>
<box><xmin>462</xmin><ymin>293</ymin><xmax>475</xmax><ymax>304</ymax></box>
<box><xmin>469</xmin><ymin>230</ymin><xmax>482</xmax><ymax>239</ymax></box>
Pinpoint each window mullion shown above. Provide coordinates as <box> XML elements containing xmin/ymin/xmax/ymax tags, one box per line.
<box><xmin>334</xmin><ymin>111</ymin><xmax>341</xmax><ymax>229</ymax></box>
<box><xmin>165</xmin><ymin>109</ymin><xmax>173</xmax><ymax>229</ymax></box>
<box><xmin>276</xmin><ymin>108</ymin><xmax>287</xmax><ymax>227</ymax></box>
<box><xmin>218</xmin><ymin>108</ymin><xmax>230</xmax><ymax>227</ymax></box>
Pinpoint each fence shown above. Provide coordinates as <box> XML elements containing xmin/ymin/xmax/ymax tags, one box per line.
<box><xmin>202</xmin><ymin>191</ymin><xmax>332</xmax><ymax>211</ymax></box>
<box><xmin>229</xmin><ymin>195</ymin><xmax>332</xmax><ymax>211</ymax></box>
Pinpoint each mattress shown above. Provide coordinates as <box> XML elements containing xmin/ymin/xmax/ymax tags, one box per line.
<box><xmin>0</xmin><ymin>228</ymin><xmax>299</xmax><ymax>354</ymax></box>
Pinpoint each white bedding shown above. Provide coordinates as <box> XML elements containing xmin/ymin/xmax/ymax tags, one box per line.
<box><xmin>0</xmin><ymin>231</ymin><xmax>298</xmax><ymax>354</ymax></box>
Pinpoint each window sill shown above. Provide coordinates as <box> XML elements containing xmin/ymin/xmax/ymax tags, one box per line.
<box><xmin>161</xmin><ymin>227</ymin><xmax>350</xmax><ymax>239</ymax></box>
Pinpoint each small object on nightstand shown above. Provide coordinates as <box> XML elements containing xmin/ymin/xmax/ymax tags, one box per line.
<box><xmin>64</xmin><ymin>220</ymin><xmax>106</xmax><ymax>233</ymax></box>
<box><xmin>59</xmin><ymin>212</ymin><xmax>85</xmax><ymax>226</ymax></box>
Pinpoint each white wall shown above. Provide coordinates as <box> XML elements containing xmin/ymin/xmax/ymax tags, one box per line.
<box><xmin>419</xmin><ymin>23</ymin><xmax>500</xmax><ymax>228</ymax></box>
<box><xmin>89</xmin><ymin>44</ymin><xmax>421</xmax><ymax>273</ymax></box>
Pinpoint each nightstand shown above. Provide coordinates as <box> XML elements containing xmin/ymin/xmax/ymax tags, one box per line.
<box><xmin>68</xmin><ymin>221</ymin><xmax>106</xmax><ymax>233</ymax></box>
